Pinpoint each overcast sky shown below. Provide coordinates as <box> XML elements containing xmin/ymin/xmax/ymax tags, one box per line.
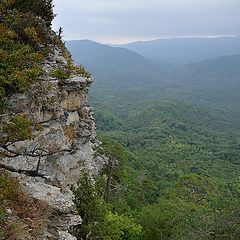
<box><xmin>52</xmin><ymin>0</ymin><xmax>240</xmax><ymax>44</ymax></box>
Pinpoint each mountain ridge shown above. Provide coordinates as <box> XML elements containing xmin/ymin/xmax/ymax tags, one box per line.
<box><xmin>66</xmin><ymin>39</ymin><xmax>240</xmax><ymax>126</ymax></box>
<box><xmin>66</xmin><ymin>40</ymin><xmax>176</xmax><ymax>87</ymax></box>
<box><xmin>119</xmin><ymin>36</ymin><xmax>240</xmax><ymax>64</ymax></box>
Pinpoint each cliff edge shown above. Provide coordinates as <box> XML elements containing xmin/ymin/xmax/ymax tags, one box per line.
<box><xmin>0</xmin><ymin>1</ymin><xmax>106</xmax><ymax>239</ymax></box>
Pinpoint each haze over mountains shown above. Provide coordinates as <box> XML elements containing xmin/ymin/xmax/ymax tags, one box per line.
<box><xmin>119</xmin><ymin>36</ymin><xmax>240</xmax><ymax>64</ymax></box>
<box><xmin>3</xmin><ymin>0</ymin><xmax>240</xmax><ymax>238</ymax></box>
<box><xmin>66</xmin><ymin>38</ymin><xmax>240</xmax><ymax>118</ymax></box>
<box><xmin>66</xmin><ymin>37</ymin><xmax>240</xmax><ymax>239</ymax></box>
<box><xmin>66</xmin><ymin>40</ymin><xmax>175</xmax><ymax>87</ymax></box>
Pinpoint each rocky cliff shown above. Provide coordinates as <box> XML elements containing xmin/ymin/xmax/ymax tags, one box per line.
<box><xmin>0</xmin><ymin>45</ymin><xmax>106</xmax><ymax>239</ymax></box>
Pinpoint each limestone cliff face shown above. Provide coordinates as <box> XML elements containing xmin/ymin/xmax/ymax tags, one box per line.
<box><xmin>0</xmin><ymin>46</ymin><xmax>106</xmax><ymax>239</ymax></box>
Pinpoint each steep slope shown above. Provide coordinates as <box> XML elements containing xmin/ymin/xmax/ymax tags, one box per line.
<box><xmin>0</xmin><ymin>2</ymin><xmax>106</xmax><ymax>239</ymax></box>
<box><xmin>120</xmin><ymin>36</ymin><xmax>240</xmax><ymax>64</ymax></box>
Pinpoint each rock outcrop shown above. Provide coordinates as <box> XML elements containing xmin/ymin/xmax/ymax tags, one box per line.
<box><xmin>0</xmin><ymin>46</ymin><xmax>106</xmax><ymax>239</ymax></box>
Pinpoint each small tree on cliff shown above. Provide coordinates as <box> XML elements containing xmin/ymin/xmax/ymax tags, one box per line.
<box><xmin>9</xmin><ymin>0</ymin><xmax>55</xmax><ymax>27</ymax></box>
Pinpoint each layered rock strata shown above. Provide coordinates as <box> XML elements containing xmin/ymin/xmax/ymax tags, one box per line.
<box><xmin>0</xmin><ymin>47</ymin><xmax>105</xmax><ymax>239</ymax></box>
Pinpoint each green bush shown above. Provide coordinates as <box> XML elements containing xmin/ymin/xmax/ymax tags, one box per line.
<box><xmin>0</xmin><ymin>172</ymin><xmax>20</xmax><ymax>202</ymax></box>
<box><xmin>104</xmin><ymin>212</ymin><xmax>142</xmax><ymax>240</ymax></box>
<box><xmin>73</xmin><ymin>65</ymin><xmax>92</xmax><ymax>78</ymax></box>
<box><xmin>0</xmin><ymin>0</ymin><xmax>56</xmax><ymax>111</ymax></box>
<box><xmin>0</xmin><ymin>172</ymin><xmax>20</xmax><ymax>237</ymax></box>
<box><xmin>51</xmin><ymin>68</ymin><xmax>71</xmax><ymax>80</ymax></box>
<box><xmin>3</xmin><ymin>114</ymin><xmax>32</xmax><ymax>143</ymax></box>
<box><xmin>72</xmin><ymin>171</ymin><xmax>109</xmax><ymax>239</ymax></box>
<box><xmin>9</xmin><ymin>0</ymin><xmax>55</xmax><ymax>27</ymax></box>
<box><xmin>51</xmin><ymin>64</ymin><xmax>92</xmax><ymax>86</ymax></box>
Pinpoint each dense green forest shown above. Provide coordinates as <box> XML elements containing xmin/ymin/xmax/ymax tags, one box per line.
<box><xmin>87</xmin><ymin>98</ymin><xmax>240</xmax><ymax>240</ymax></box>
<box><xmin>67</xmin><ymin>40</ymin><xmax>240</xmax><ymax>240</ymax></box>
<box><xmin>67</xmin><ymin>41</ymin><xmax>240</xmax><ymax>239</ymax></box>
<box><xmin>1</xmin><ymin>1</ymin><xmax>239</xmax><ymax>239</ymax></box>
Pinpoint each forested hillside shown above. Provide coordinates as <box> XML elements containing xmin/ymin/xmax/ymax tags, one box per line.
<box><xmin>67</xmin><ymin>39</ymin><xmax>240</xmax><ymax>239</ymax></box>
<box><xmin>92</xmin><ymin>99</ymin><xmax>240</xmax><ymax>239</ymax></box>
<box><xmin>1</xmin><ymin>1</ymin><xmax>239</xmax><ymax>239</ymax></box>
<box><xmin>66</xmin><ymin>40</ymin><xmax>175</xmax><ymax>88</ymax></box>
<box><xmin>67</xmin><ymin>40</ymin><xmax>240</xmax><ymax>123</ymax></box>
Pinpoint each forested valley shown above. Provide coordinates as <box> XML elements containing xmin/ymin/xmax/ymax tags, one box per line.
<box><xmin>0</xmin><ymin>1</ymin><xmax>239</xmax><ymax>238</ymax></box>
<box><xmin>68</xmin><ymin>40</ymin><xmax>240</xmax><ymax>239</ymax></box>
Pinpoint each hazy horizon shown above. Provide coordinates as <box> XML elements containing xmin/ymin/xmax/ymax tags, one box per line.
<box><xmin>53</xmin><ymin>0</ymin><xmax>240</xmax><ymax>44</ymax></box>
<box><xmin>67</xmin><ymin>35</ymin><xmax>239</xmax><ymax>45</ymax></box>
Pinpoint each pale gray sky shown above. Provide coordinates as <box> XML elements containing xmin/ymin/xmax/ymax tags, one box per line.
<box><xmin>52</xmin><ymin>0</ymin><xmax>240</xmax><ymax>44</ymax></box>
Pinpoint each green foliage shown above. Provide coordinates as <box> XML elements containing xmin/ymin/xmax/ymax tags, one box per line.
<box><xmin>170</xmin><ymin>181</ymin><xmax>240</xmax><ymax>239</ymax></box>
<box><xmin>3</xmin><ymin>114</ymin><xmax>32</xmax><ymax>142</ymax></box>
<box><xmin>51</xmin><ymin>63</ymin><xmax>91</xmax><ymax>85</ymax></box>
<box><xmin>0</xmin><ymin>0</ymin><xmax>87</xmax><ymax>112</ymax></box>
<box><xmin>0</xmin><ymin>45</ymin><xmax>43</xmax><ymax>92</ymax></box>
<box><xmin>94</xmin><ymin>109</ymin><xmax>124</xmax><ymax>131</ymax></box>
<box><xmin>0</xmin><ymin>40</ymin><xmax>43</xmax><ymax>110</ymax></box>
<box><xmin>92</xmin><ymin>97</ymin><xmax>240</xmax><ymax>239</ymax></box>
<box><xmin>0</xmin><ymin>172</ymin><xmax>20</xmax><ymax>202</ymax></box>
<box><xmin>72</xmin><ymin>171</ymin><xmax>109</xmax><ymax>239</ymax></box>
<box><xmin>73</xmin><ymin>65</ymin><xmax>92</xmax><ymax>78</ymax></box>
<box><xmin>8</xmin><ymin>0</ymin><xmax>55</xmax><ymax>27</ymax></box>
<box><xmin>174</xmin><ymin>174</ymin><xmax>216</xmax><ymax>203</ymax></box>
<box><xmin>97</xmin><ymin>135</ymin><xmax>127</xmax><ymax>163</ymax></box>
<box><xmin>0</xmin><ymin>0</ymin><xmax>15</xmax><ymax>13</ymax></box>
<box><xmin>96</xmin><ymin>136</ymin><xmax>129</xmax><ymax>202</ymax></box>
<box><xmin>51</xmin><ymin>68</ymin><xmax>71</xmax><ymax>81</ymax></box>
<box><xmin>0</xmin><ymin>0</ymin><xmax>56</xmax><ymax>111</ymax></box>
<box><xmin>68</xmin><ymin>61</ymin><xmax>92</xmax><ymax>78</ymax></box>
<box><xmin>138</xmin><ymin>198</ymin><xmax>194</xmax><ymax>240</ymax></box>
<box><xmin>72</xmin><ymin>171</ymin><xmax>142</xmax><ymax>240</ymax></box>
<box><xmin>104</xmin><ymin>212</ymin><xmax>142</xmax><ymax>240</ymax></box>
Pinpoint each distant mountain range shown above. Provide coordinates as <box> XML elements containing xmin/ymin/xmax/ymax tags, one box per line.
<box><xmin>66</xmin><ymin>40</ymin><xmax>175</xmax><ymax>87</ymax></box>
<box><xmin>66</xmin><ymin>39</ymin><xmax>240</xmax><ymax>123</ymax></box>
<box><xmin>169</xmin><ymin>55</ymin><xmax>240</xmax><ymax>110</ymax></box>
<box><xmin>119</xmin><ymin>36</ymin><xmax>240</xmax><ymax>64</ymax></box>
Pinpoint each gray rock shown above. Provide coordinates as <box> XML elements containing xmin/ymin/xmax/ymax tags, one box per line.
<box><xmin>58</xmin><ymin>231</ymin><xmax>77</xmax><ymax>240</ymax></box>
<box><xmin>0</xmin><ymin>45</ymin><xmax>106</xmax><ymax>239</ymax></box>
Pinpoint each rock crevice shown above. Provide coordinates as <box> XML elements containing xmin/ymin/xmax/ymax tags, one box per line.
<box><xmin>0</xmin><ymin>46</ymin><xmax>105</xmax><ymax>239</ymax></box>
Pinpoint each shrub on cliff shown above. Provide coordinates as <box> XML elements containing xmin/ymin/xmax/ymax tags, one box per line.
<box><xmin>0</xmin><ymin>0</ymin><xmax>55</xmax><ymax>112</ymax></box>
<box><xmin>2</xmin><ymin>114</ymin><xmax>32</xmax><ymax>143</ymax></box>
<box><xmin>0</xmin><ymin>0</ymin><xmax>91</xmax><ymax>113</ymax></box>
<box><xmin>0</xmin><ymin>172</ymin><xmax>51</xmax><ymax>239</ymax></box>
<box><xmin>5</xmin><ymin>0</ymin><xmax>55</xmax><ymax>27</ymax></box>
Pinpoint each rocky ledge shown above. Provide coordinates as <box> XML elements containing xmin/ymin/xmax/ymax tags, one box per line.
<box><xmin>0</xmin><ymin>47</ymin><xmax>106</xmax><ymax>239</ymax></box>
